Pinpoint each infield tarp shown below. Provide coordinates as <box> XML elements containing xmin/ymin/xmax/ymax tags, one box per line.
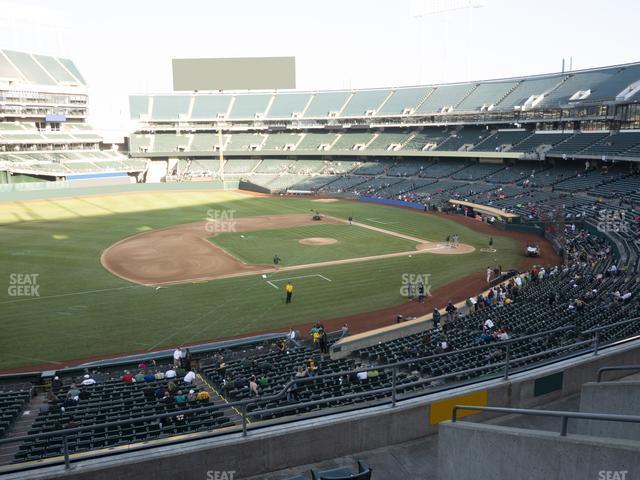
<box><xmin>358</xmin><ymin>195</ymin><xmax>425</xmax><ymax>210</ymax></box>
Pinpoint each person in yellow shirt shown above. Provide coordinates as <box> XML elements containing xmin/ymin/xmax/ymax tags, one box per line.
<box><xmin>285</xmin><ymin>281</ymin><xmax>294</xmax><ymax>304</ymax></box>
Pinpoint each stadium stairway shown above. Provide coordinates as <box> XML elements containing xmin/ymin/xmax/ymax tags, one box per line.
<box><xmin>195</xmin><ymin>373</ymin><xmax>243</xmax><ymax>426</ymax></box>
<box><xmin>0</xmin><ymin>392</ymin><xmax>45</xmax><ymax>465</ymax></box>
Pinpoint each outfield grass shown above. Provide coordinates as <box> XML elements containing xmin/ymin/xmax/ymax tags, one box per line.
<box><xmin>211</xmin><ymin>223</ymin><xmax>418</xmax><ymax>266</ymax></box>
<box><xmin>0</xmin><ymin>191</ymin><xmax>520</xmax><ymax>370</ymax></box>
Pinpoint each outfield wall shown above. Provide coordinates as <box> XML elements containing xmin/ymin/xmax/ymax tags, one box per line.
<box><xmin>357</xmin><ymin>195</ymin><xmax>426</xmax><ymax>210</ymax></box>
<box><xmin>0</xmin><ymin>180</ymin><xmax>240</xmax><ymax>202</ymax></box>
<box><xmin>9</xmin><ymin>337</ymin><xmax>640</xmax><ymax>479</ymax></box>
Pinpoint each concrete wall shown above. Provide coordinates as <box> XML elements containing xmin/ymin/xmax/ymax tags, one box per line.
<box><xmin>438</xmin><ymin>421</ymin><xmax>640</xmax><ymax>480</ymax></box>
<box><xmin>578</xmin><ymin>381</ymin><xmax>640</xmax><ymax>441</ymax></box>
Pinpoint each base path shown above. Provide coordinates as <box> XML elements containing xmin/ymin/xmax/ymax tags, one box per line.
<box><xmin>101</xmin><ymin>213</ymin><xmax>474</xmax><ymax>286</ymax></box>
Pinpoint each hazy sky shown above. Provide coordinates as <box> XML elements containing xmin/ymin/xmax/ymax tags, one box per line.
<box><xmin>0</xmin><ymin>0</ymin><xmax>639</xmax><ymax>138</ymax></box>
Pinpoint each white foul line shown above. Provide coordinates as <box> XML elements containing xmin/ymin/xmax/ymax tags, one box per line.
<box><xmin>0</xmin><ymin>285</ymin><xmax>141</xmax><ymax>305</ymax></box>
<box><xmin>265</xmin><ymin>274</ymin><xmax>332</xmax><ymax>289</ymax></box>
<box><xmin>366</xmin><ymin>218</ymin><xmax>399</xmax><ymax>225</ymax></box>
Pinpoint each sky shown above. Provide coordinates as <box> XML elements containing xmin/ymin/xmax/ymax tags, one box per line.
<box><xmin>0</xmin><ymin>0</ymin><xmax>639</xmax><ymax>139</ymax></box>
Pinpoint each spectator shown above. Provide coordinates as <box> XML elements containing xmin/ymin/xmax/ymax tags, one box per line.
<box><xmin>258</xmin><ymin>375</ymin><xmax>269</xmax><ymax>389</ymax></box>
<box><xmin>66</xmin><ymin>384</ymin><xmax>80</xmax><ymax>404</ymax></box>
<box><xmin>175</xmin><ymin>390</ymin><xmax>187</xmax><ymax>405</ymax></box>
<box><xmin>80</xmin><ymin>374</ymin><xmax>96</xmax><ymax>386</ymax></box>
<box><xmin>183</xmin><ymin>348</ymin><xmax>192</xmax><ymax>371</ymax></box>
<box><xmin>196</xmin><ymin>390</ymin><xmax>210</xmax><ymax>402</ymax></box>
<box><xmin>143</xmin><ymin>386</ymin><xmax>155</xmax><ymax>401</ymax></box>
<box><xmin>160</xmin><ymin>391</ymin><xmax>174</xmax><ymax>405</ymax></box>
<box><xmin>154</xmin><ymin>370</ymin><xmax>165</xmax><ymax>380</ymax></box>
<box><xmin>51</xmin><ymin>376</ymin><xmax>62</xmax><ymax>394</ymax></box>
<box><xmin>154</xmin><ymin>386</ymin><xmax>166</xmax><ymax>400</ymax></box>
<box><xmin>134</xmin><ymin>371</ymin><xmax>145</xmax><ymax>383</ymax></box>
<box><xmin>187</xmin><ymin>389</ymin><xmax>197</xmax><ymax>402</ymax></box>
<box><xmin>249</xmin><ymin>375</ymin><xmax>259</xmax><ymax>396</ymax></box>
<box><xmin>445</xmin><ymin>301</ymin><xmax>457</xmax><ymax>322</ymax></box>
<box><xmin>432</xmin><ymin>308</ymin><xmax>441</xmax><ymax>328</ymax></box>
<box><xmin>173</xmin><ymin>346</ymin><xmax>183</xmax><ymax>367</ymax></box>
<box><xmin>495</xmin><ymin>327</ymin><xmax>510</xmax><ymax>341</ymax></box>
<box><xmin>319</xmin><ymin>328</ymin><xmax>329</xmax><ymax>354</ymax></box>
<box><xmin>183</xmin><ymin>370</ymin><xmax>196</xmax><ymax>384</ymax></box>
<box><xmin>286</xmin><ymin>381</ymin><xmax>298</xmax><ymax>402</ymax></box>
<box><xmin>122</xmin><ymin>371</ymin><xmax>134</xmax><ymax>384</ymax></box>
<box><xmin>340</xmin><ymin>323</ymin><xmax>349</xmax><ymax>338</ymax></box>
<box><xmin>165</xmin><ymin>368</ymin><xmax>177</xmax><ymax>379</ymax></box>
<box><xmin>306</xmin><ymin>358</ymin><xmax>318</xmax><ymax>377</ymax></box>
<box><xmin>167</xmin><ymin>381</ymin><xmax>177</xmax><ymax>394</ymax></box>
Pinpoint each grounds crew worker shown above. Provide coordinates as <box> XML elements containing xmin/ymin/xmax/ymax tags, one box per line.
<box><xmin>285</xmin><ymin>281</ymin><xmax>294</xmax><ymax>304</ymax></box>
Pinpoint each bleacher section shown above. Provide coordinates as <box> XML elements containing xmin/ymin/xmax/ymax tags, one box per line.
<box><xmin>547</xmin><ymin>132</ymin><xmax>611</xmax><ymax>156</ymax></box>
<box><xmin>0</xmin><ymin>386</ymin><xmax>31</xmax><ymax>439</ymax></box>
<box><xmin>580</xmin><ymin>131</ymin><xmax>640</xmax><ymax>157</ymax></box>
<box><xmin>0</xmin><ymin>49</ymin><xmax>85</xmax><ymax>86</ymax></box>
<box><xmin>266</xmin><ymin>93</ymin><xmax>311</xmax><ymax>119</ymax></box>
<box><xmin>473</xmin><ymin>130</ymin><xmax>532</xmax><ymax>152</ymax></box>
<box><xmin>511</xmin><ymin>132</ymin><xmax>573</xmax><ymax>153</ymax></box>
<box><xmin>13</xmin><ymin>370</ymin><xmax>231</xmax><ymax>463</ymax></box>
<box><xmin>331</xmin><ymin>132</ymin><xmax>375</xmax><ymax>151</ymax></box>
<box><xmin>434</xmin><ymin>127</ymin><xmax>489</xmax><ymax>152</ymax></box>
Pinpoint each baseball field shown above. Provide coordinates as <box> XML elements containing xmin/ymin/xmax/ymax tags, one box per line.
<box><xmin>0</xmin><ymin>190</ymin><xmax>527</xmax><ymax>371</ymax></box>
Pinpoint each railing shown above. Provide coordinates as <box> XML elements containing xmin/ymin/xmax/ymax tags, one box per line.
<box><xmin>582</xmin><ymin>316</ymin><xmax>640</xmax><ymax>356</ymax></box>
<box><xmin>1</xmin><ymin>318</ymin><xmax>638</xmax><ymax>473</ymax></box>
<box><xmin>451</xmin><ymin>405</ymin><xmax>640</xmax><ymax>436</ymax></box>
<box><xmin>597</xmin><ymin>365</ymin><xmax>640</xmax><ymax>382</ymax></box>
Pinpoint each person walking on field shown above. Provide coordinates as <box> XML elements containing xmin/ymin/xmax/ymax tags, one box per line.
<box><xmin>285</xmin><ymin>281</ymin><xmax>294</xmax><ymax>304</ymax></box>
<box><xmin>273</xmin><ymin>254</ymin><xmax>281</xmax><ymax>272</ymax></box>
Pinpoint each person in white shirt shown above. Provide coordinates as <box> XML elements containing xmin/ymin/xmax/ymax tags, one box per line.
<box><xmin>173</xmin><ymin>347</ymin><xmax>183</xmax><ymax>366</ymax></box>
<box><xmin>183</xmin><ymin>371</ymin><xmax>196</xmax><ymax>384</ymax></box>
<box><xmin>356</xmin><ymin>371</ymin><xmax>368</xmax><ymax>381</ymax></box>
<box><xmin>486</xmin><ymin>267</ymin><xmax>492</xmax><ymax>283</ymax></box>
<box><xmin>483</xmin><ymin>319</ymin><xmax>495</xmax><ymax>331</ymax></box>
<box><xmin>165</xmin><ymin>368</ymin><xmax>177</xmax><ymax>379</ymax></box>
<box><xmin>80</xmin><ymin>374</ymin><xmax>96</xmax><ymax>386</ymax></box>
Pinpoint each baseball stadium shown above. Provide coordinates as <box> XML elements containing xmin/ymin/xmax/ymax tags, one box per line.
<box><xmin>0</xmin><ymin>2</ymin><xmax>640</xmax><ymax>479</ymax></box>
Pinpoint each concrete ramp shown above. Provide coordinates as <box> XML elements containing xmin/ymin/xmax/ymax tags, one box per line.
<box><xmin>578</xmin><ymin>381</ymin><xmax>640</xmax><ymax>441</ymax></box>
<box><xmin>438</xmin><ymin>421</ymin><xmax>639</xmax><ymax>480</ymax></box>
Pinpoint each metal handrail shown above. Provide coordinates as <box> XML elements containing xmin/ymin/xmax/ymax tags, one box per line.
<box><xmin>597</xmin><ymin>365</ymin><xmax>640</xmax><ymax>382</ymax></box>
<box><xmin>451</xmin><ymin>405</ymin><xmax>640</xmax><ymax>436</ymax></box>
<box><xmin>0</xmin><ymin>320</ymin><xmax>636</xmax><ymax>472</ymax></box>
<box><xmin>582</xmin><ymin>316</ymin><xmax>639</xmax><ymax>335</ymax></box>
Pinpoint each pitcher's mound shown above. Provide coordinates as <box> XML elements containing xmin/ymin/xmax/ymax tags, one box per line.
<box><xmin>299</xmin><ymin>237</ymin><xmax>338</xmax><ymax>246</ymax></box>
